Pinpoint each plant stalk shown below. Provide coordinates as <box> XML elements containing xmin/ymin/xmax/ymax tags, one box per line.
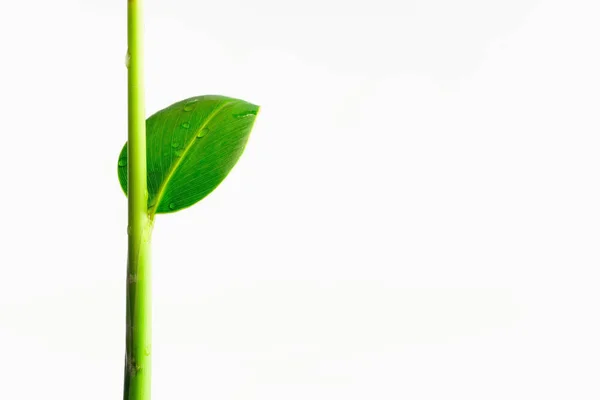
<box><xmin>124</xmin><ymin>1</ymin><xmax>152</xmax><ymax>400</ymax></box>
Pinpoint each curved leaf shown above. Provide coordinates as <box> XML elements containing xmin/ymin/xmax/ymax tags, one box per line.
<box><xmin>118</xmin><ymin>95</ymin><xmax>259</xmax><ymax>214</ymax></box>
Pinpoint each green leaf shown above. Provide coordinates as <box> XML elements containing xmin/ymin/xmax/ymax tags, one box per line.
<box><xmin>118</xmin><ymin>95</ymin><xmax>259</xmax><ymax>214</ymax></box>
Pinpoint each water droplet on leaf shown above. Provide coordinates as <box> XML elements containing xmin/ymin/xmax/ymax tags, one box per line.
<box><xmin>233</xmin><ymin>110</ymin><xmax>257</xmax><ymax>118</ymax></box>
<box><xmin>171</xmin><ymin>142</ymin><xmax>179</xmax><ymax>148</ymax></box>
<box><xmin>196</xmin><ymin>127</ymin><xmax>209</xmax><ymax>138</ymax></box>
<box><xmin>174</xmin><ymin>150</ymin><xmax>183</xmax><ymax>157</ymax></box>
<box><xmin>125</xmin><ymin>50</ymin><xmax>131</xmax><ymax>68</ymax></box>
<box><xmin>119</xmin><ymin>159</ymin><xmax>127</xmax><ymax>167</ymax></box>
<box><xmin>169</xmin><ymin>203</ymin><xmax>176</xmax><ymax>210</ymax></box>
<box><xmin>183</xmin><ymin>99</ymin><xmax>198</xmax><ymax>111</ymax></box>
<box><xmin>182</xmin><ymin>122</ymin><xmax>190</xmax><ymax>129</ymax></box>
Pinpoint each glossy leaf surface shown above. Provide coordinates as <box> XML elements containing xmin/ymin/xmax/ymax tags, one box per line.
<box><xmin>118</xmin><ymin>95</ymin><xmax>259</xmax><ymax>214</ymax></box>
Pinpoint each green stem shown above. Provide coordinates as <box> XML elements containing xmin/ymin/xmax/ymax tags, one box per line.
<box><xmin>124</xmin><ymin>1</ymin><xmax>152</xmax><ymax>400</ymax></box>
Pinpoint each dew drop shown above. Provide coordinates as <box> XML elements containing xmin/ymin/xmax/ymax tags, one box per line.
<box><xmin>169</xmin><ymin>203</ymin><xmax>176</xmax><ymax>210</ymax></box>
<box><xmin>233</xmin><ymin>110</ymin><xmax>258</xmax><ymax>119</ymax></box>
<box><xmin>183</xmin><ymin>99</ymin><xmax>198</xmax><ymax>111</ymax></box>
<box><xmin>171</xmin><ymin>142</ymin><xmax>179</xmax><ymax>148</ymax></box>
<box><xmin>196</xmin><ymin>127</ymin><xmax>209</xmax><ymax>138</ymax></box>
<box><xmin>127</xmin><ymin>225</ymin><xmax>132</xmax><ymax>235</ymax></box>
<box><xmin>144</xmin><ymin>346</ymin><xmax>151</xmax><ymax>356</ymax></box>
<box><xmin>174</xmin><ymin>150</ymin><xmax>183</xmax><ymax>157</ymax></box>
<box><xmin>119</xmin><ymin>159</ymin><xmax>127</xmax><ymax>167</ymax></box>
<box><xmin>125</xmin><ymin>50</ymin><xmax>131</xmax><ymax>68</ymax></box>
<box><xmin>181</xmin><ymin>122</ymin><xmax>191</xmax><ymax>129</ymax></box>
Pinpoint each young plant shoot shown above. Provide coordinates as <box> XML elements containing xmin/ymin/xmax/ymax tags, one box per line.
<box><xmin>120</xmin><ymin>2</ymin><xmax>259</xmax><ymax>400</ymax></box>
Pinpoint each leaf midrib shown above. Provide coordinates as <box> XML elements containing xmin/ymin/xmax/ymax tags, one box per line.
<box><xmin>149</xmin><ymin>100</ymin><xmax>234</xmax><ymax>215</ymax></box>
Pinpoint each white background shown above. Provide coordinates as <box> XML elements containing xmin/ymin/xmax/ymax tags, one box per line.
<box><xmin>1</xmin><ymin>0</ymin><xmax>599</xmax><ymax>398</ymax></box>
